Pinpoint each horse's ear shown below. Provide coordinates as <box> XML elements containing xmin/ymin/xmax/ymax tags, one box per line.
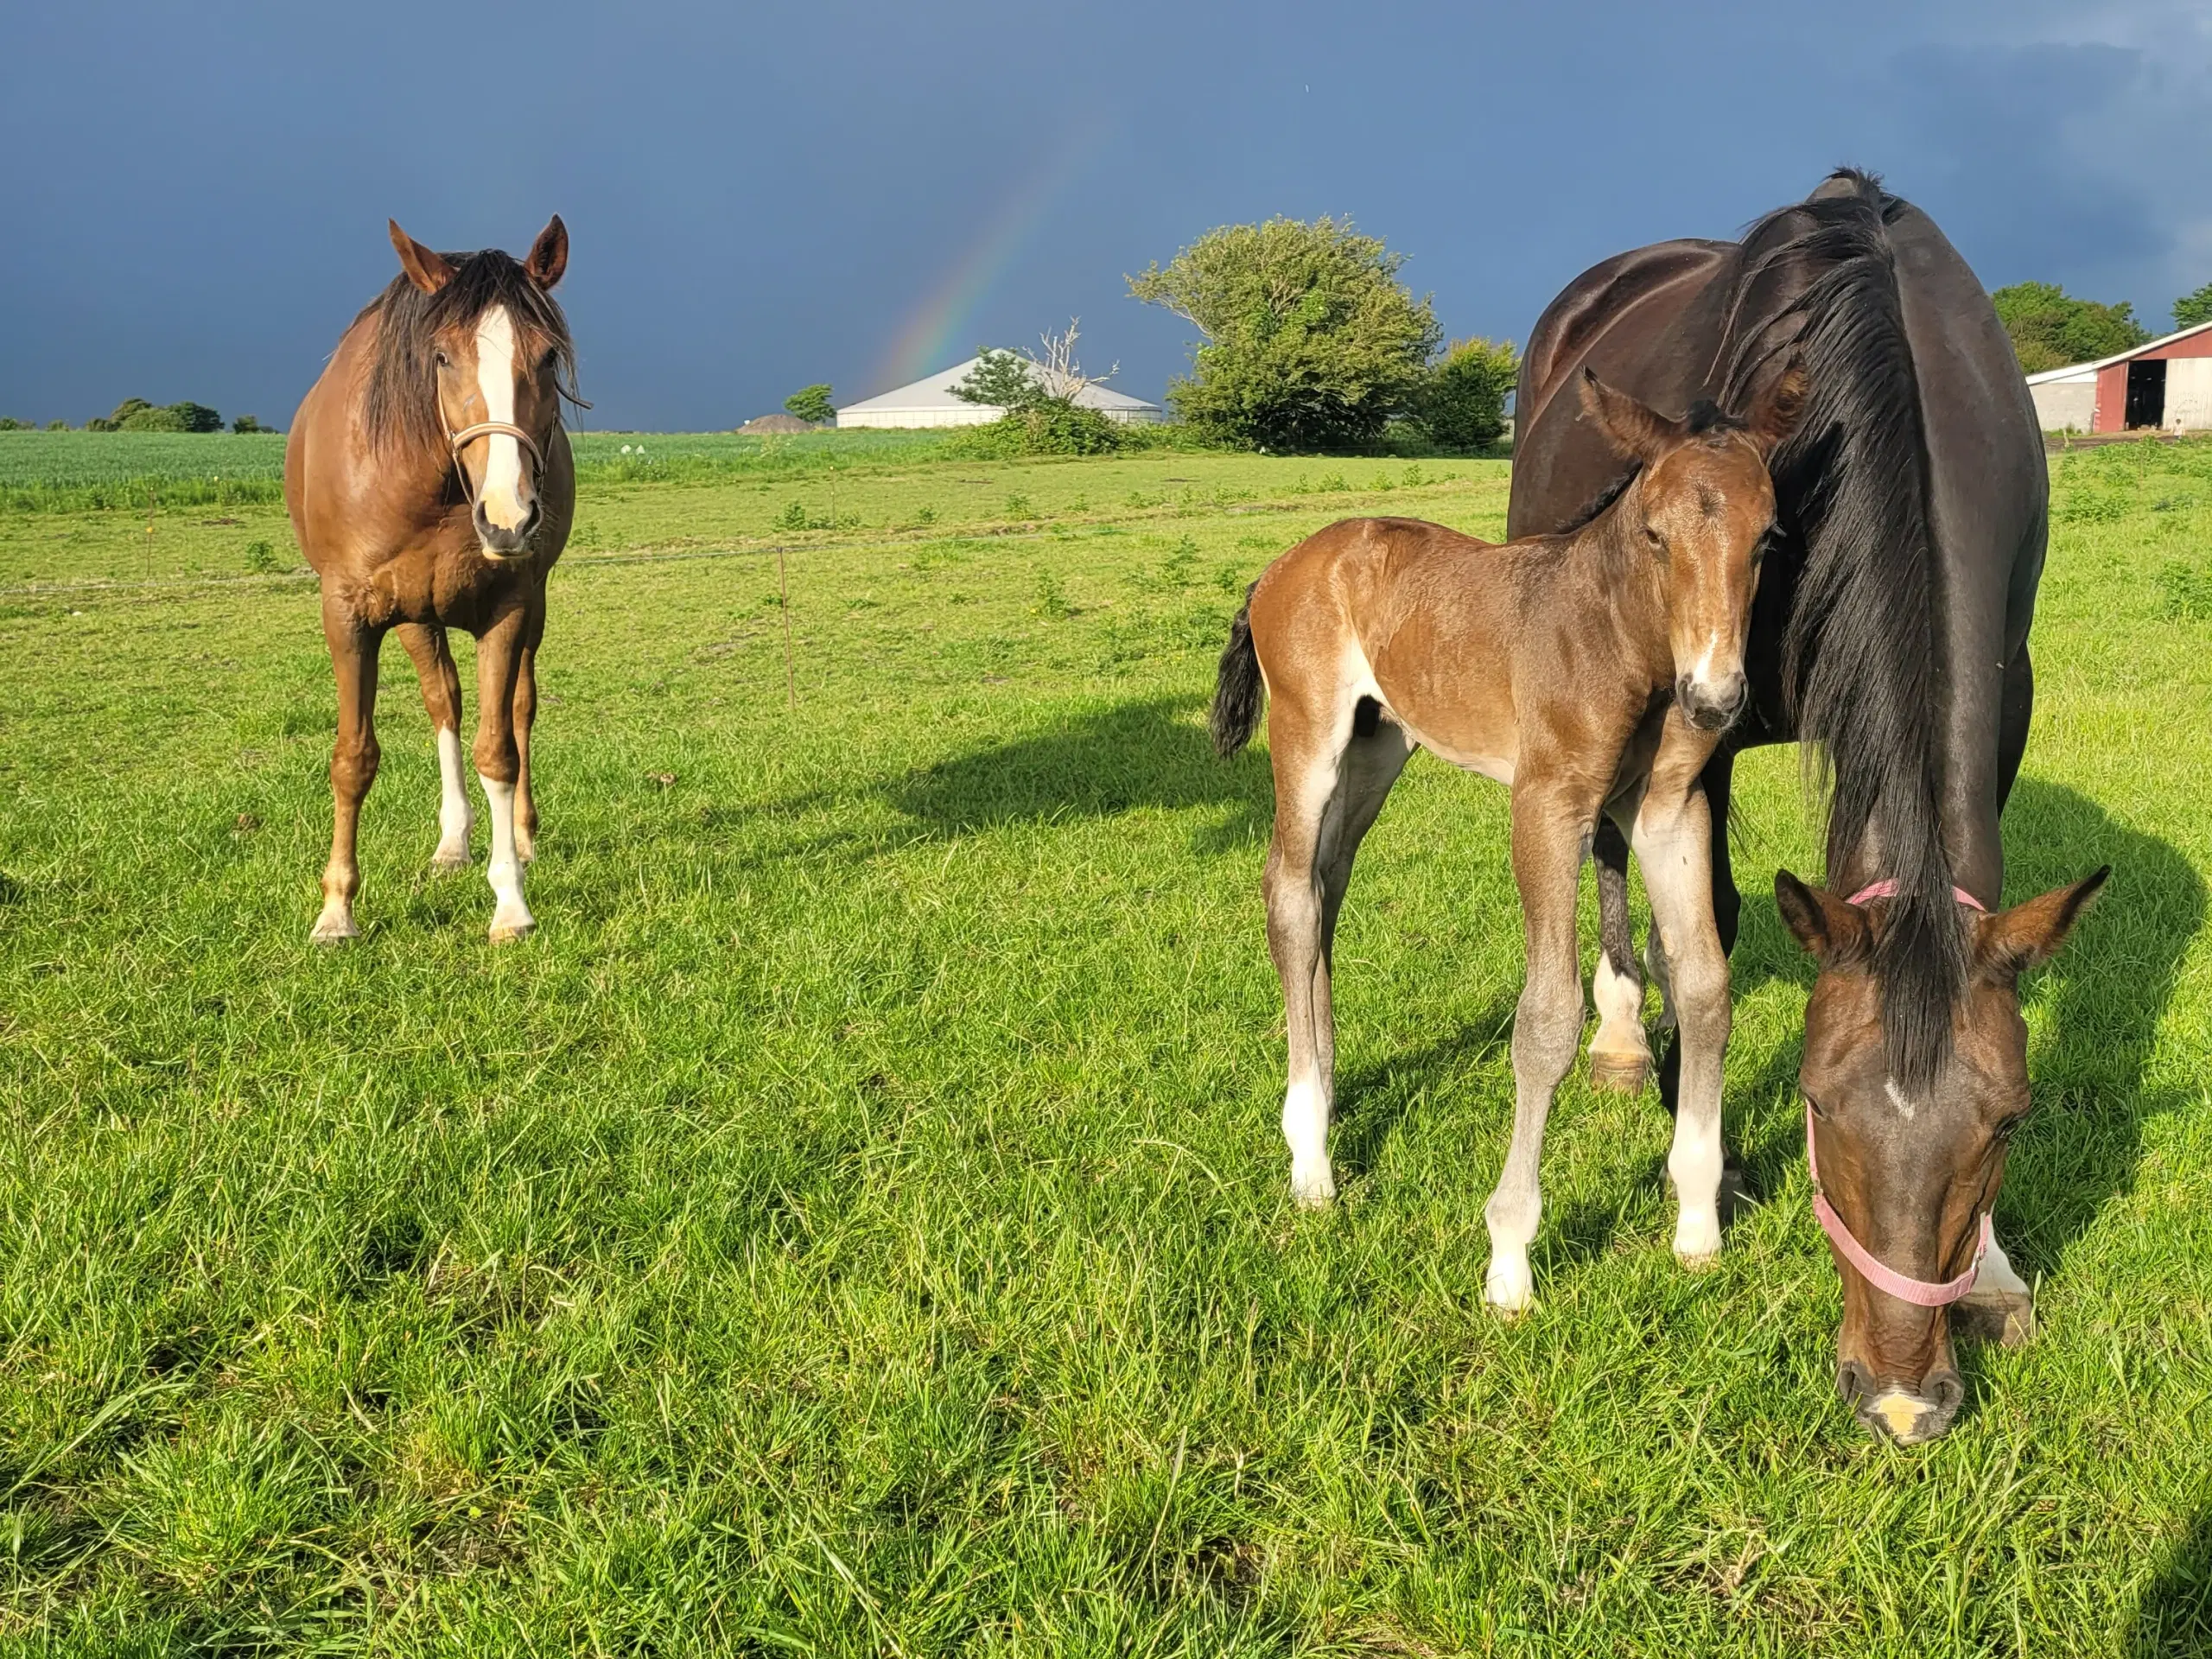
<box><xmin>1972</xmin><ymin>868</ymin><xmax>2109</xmax><ymax>988</ymax></box>
<box><xmin>525</xmin><ymin>214</ymin><xmax>568</xmax><ymax>289</ymax></box>
<box><xmin>1745</xmin><ymin>355</ymin><xmax>1808</xmax><ymax>457</ymax></box>
<box><xmin>1580</xmin><ymin>369</ymin><xmax>1679</xmax><ymax>465</ymax></box>
<box><xmin>1774</xmin><ymin>870</ymin><xmax>1871</xmax><ymax>967</ymax></box>
<box><xmin>389</xmin><ymin>220</ymin><xmax>454</xmax><ymax>295</ymax></box>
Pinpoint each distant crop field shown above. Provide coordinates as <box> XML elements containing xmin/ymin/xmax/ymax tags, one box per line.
<box><xmin>0</xmin><ymin>431</ymin><xmax>289</xmax><ymax>512</ymax></box>
<box><xmin>0</xmin><ymin>438</ymin><xmax>2206</xmax><ymax>1652</ymax></box>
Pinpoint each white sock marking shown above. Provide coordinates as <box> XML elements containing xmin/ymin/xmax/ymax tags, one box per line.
<box><xmin>480</xmin><ymin>772</ymin><xmax>534</xmax><ymax>938</ymax></box>
<box><xmin>434</xmin><ymin>727</ymin><xmax>473</xmax><ymax>863</ymax></box>
<box><xmin>1283</xmin><ymin>1076</ymin><xmax>1333</xmax><ymax>1205</ymax></box>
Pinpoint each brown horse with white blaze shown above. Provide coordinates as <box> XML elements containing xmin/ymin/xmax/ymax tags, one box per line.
<box><xmin>1213</xmin><ymin>365</ymin><xmax>1803</xmax><ymax>1313</ymax></box>
<box><xmin>285</xmin><ymin>217</ymin><xmax>578</xmax><ymax>944</ymax></box>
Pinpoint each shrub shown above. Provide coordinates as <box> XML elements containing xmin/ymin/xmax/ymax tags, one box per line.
<box><xmin>783</xmin><ymin>384</ymin><xmax>836</xmax><ymax>425</ymax></box>
<box><xmin>1128</xmin><ymin>216</ymin><xmax>1440</xmax><ymax>453</ymax></box>
<box><xmin>944</xmin><ymin>404</ymin><xmax>1122</xmax><ymax>459</ymax></box>
<box><xmin>0</xmin><ymin>418</ymin><xmax>25</xmax><ymax>431</ymax></box>
<box><xmin>231</xmin><ymin>415</ymin><xmax>270</xmax><ymax>435</ymax></box>
<box><xmin>45</xmin><ymin>420</ymin><xmax>67</xmax><ymax>431</ymax></box>
<box><xmin>1415</xmin><ymin>337</ymin><xmax>1518</xmax><ymax>451</ymax></box>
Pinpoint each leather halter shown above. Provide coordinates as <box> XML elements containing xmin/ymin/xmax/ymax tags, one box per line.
<box><xmin>1802</xmin><ymin>879</ymin><xmax>1993</xmax><ymax>1307</ymax></box>
<box><xmin>446</xmin><ymin>421</ymin><xmax>547</xmax><ymax>508</ymax></box>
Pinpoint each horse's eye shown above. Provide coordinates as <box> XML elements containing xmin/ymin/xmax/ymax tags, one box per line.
<box><xmin>1993</xmin><ymin>1112</ymin><xmax>2027</xmax><ymax>1143</ymax></box>
<box><xmin>539</xmin><ymin>349</ymin><xmax>557</xmax><ymax>372</ymax></box>
<box><xmin>433</xmin><ymin>351</ymin><xmax>450</xmax><ymax>369</ymax></box>
<box><xmin>1804</xmin><ymin>1092</ymin><xmax>1827</xmax><ymax>1122</ymax></box>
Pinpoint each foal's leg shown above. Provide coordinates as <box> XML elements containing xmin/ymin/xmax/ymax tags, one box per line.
<box><xmin>313</xmin><ymin>605</ymin><xmax>384</xmax><ymax>944</ymax></box>
<box><xmin>472</xmin><ymin>606</ymin><xmax>536</xmax><ymax>943</ymax></box>
<box><xmin>1310</xmin><ymin>715</ymin><xmax>1414</xmax><ymax>1134</ymax></box>
<box><xmin>396</xmin><ymin>622</ymin><xmax>473</xmax><ymax>869</ymax></box>
<box><xmin>1586</xmin><ymin>818</ymin><xmax>1650</xmax><ymax>1091</ymax></box>
<box><xmin>1484</xmin><ymin>785</ymin><xmax>1591</xmax><ymax>1314</ymax></box>
<box><xmin>1264</xmin><ymin>691</ymin><xmax>1385</xmax><ymax>1208</ymax></box>
<box><xmin>1633</xmin><ymin>760</ymin><xmax>1729</xmax><ymax>1268</ymax></box>
<box><xmin>511</xmin><ymin>594</ymin><xmax>545</xmax><ymax>864</ymax></box>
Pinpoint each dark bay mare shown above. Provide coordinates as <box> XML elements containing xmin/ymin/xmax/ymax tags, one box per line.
<box><xmin>1508</xmin><ymin>170</ymin><xmax>2105</xmax><ymax>1444</ymax></box>
<box><xmin>286</xmin><ymin>218</ymin><xmax>578</xmax><ymax>944</ymax></box>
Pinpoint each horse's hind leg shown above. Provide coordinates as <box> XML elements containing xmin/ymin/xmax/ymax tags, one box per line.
<box><xmin>1485</xmin><ymin>783</ymin><xmax>1591</xmax><ymax>1314</ymax></box>
<box><xmin>1265</xmin><ymin>693</ymin><xmax>1394</xmax><ymax>1207</ymax></box>
<box><xmin>510</xmin><ymin>603</ymin><xmax>543</xmax><ymax>864</ymax></box>
<box><xmin>1311</xmin><ymin>709</ymin><xmax>1414</xmax><ymax>1133</ymax></box>
<box><xmin>314</xmin><ymin>607</ymin><xmax>384</xmax><ymax>944</ymax></box>
<box><xmin>1587</xmin><ymin>817</ymin><xmax>1650</xmax><ymax>1091</ymax></box>
<box><xmin>396</xmin><ymin>622</ymin><xmax>472</xmax><ymax>869</ymax></box>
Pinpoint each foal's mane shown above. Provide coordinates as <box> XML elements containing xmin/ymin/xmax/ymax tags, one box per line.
<box><xmin>359</xmin><ymin>249</ymin><xmax>581</xmax><ymax>454</ymax></box>
<box><xmin>1719</xmin><ymin>168</ymin><xmax>1961</xmax><ymax>1089</ymax></box>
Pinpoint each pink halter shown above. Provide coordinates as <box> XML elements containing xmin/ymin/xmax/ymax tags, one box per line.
<box><xmin>1803</xmin><ymin>879</ymin><xmax>1993</xmax><ymax>1307</ymax></box>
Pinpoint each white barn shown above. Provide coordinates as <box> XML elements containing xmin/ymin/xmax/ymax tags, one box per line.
<box><xmin>836</xmin><ymin>358</ymin><xmax>1164</xmax><ymax>429</ymax></box>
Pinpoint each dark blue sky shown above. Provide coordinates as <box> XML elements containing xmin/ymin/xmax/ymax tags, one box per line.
<box><xmin>5</xmin><ymin>2</ymin><xmax>2208</xmax><ymax>431</ymax></box>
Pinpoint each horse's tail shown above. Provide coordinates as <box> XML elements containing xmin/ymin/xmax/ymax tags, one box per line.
<box><xmin>1211</xmin><ymin>586</ymin><xmax>1265</xmax><ymax>758</ymax></box>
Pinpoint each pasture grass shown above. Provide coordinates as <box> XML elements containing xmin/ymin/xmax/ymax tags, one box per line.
<box><xmin>0</xmin><ymin>439</ymin><xmax>2207</xmax><ymax>1653</ymax></box>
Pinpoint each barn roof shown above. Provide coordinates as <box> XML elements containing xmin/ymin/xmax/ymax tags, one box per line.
<box><xmin>838</xmin><ymin>357</ymin><xmax>1161</xmax><ymax>416</ymax></box>
<box><xmin>2024</xmin><ymin>318</ymin><xmax>2212</xmax><ymax>385</ymax></box>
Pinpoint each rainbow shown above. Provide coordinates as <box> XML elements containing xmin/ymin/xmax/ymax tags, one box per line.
<box><xmin>868</xmin><ymin>124</ymin><xmax>1109</xmax><ymax>394</ymax></box>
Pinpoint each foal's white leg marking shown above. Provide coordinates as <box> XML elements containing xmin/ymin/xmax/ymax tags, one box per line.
<box><xmin>1588</xmin><ymin>950</ymin><xmax>1650</xmax><ymax>1084</ymax></box>
<box><xmin>431</xmin><ymin>726</ymin><xmax>474</xmax><ymax>868</ymax></box>
<box><xmin>1284</xmin><ymin>1077</ymin><xmax>1333</xmax><ymax>1208</ymax></box>
<box><xmin>1633</xmin><ymin>809</ymin><xmax>1726</xmax><ymax>1267</ymax></box>
<box><xmin>480</xmin><ymin>772</ymin><xmax>535</xmax><ymax>941</ymax></box>
<box><xmin>472</xmin><ymin>306</ymin><xmax>530</xmax><ymax>533</ymax></box>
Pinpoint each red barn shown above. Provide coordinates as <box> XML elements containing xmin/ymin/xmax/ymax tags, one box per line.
<box><xmin>2025</xmin><ymin>320</ymin><xmax>2212</xmax><ymax>434</ymax></box>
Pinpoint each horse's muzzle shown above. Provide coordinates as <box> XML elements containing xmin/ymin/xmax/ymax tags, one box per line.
<box><xmin>1838</xmin><ymin>1359</ymin><xmax>1964</xmax><ymax>1445</ymax></box>
<box><xmin>474</xmin><ymin>500</ymin><xmax>541</xmax><ymax>560</ymax></box>
<box><xmin>1677</xmin><ymin>671</ymin><xmax>1748</xmax><ymax>732</ymax></box>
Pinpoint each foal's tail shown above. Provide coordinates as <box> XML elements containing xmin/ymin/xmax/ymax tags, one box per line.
<box><xmin>1211</xmin><ymin>585</ymin><xmax>1265</xmax><ymax>758</ymax></box>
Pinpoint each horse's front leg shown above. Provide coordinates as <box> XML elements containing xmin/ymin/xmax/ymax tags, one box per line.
<box><xmin>472</xmin><ymin>605</ymin><xmax>535</xmax><ymax>943</ymax></box>
<box><xmin>1632</xmin><ymin>731</ymin><xmax>1729</xmax><ymax>1268</ymax></box>
<box><xmin>1484</xmin><ymin>782</ymin><xmax>1593</xmax><ymax>1315</ymax></box>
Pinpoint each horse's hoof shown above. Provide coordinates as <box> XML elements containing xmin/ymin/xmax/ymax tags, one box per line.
<box><xmin>1588</xmin><ymin>1051</ymin><xmax>1649</xmax><ymax>1093</ymax></box>
<box><xmin>1289</xmin><ymin>1166</ymin><xmax>1336</xmax><ymax>1210</ymax></box>
<box><xmin>429</xmin><ymin>850</ymin><xmax>473</xmax><ymax>872</ymax></box>
<box><xmin>1674</xmin><ymin>1245</ymin><xmax>1719</xmax><ymax>1273</ymax></box>
<box><xmin>1955</xmin><ymin>1289</ymin><xmax>2035</xmax><ymax>1349</ymax></box>
<box><xmin>487</xmin><ymin>916</ymin><xmax>536</xmax><ymax>944</ymax></box>
<box><xmin>1485</xmin><ymin>1261</ymin><xmax>1534</xmax><ymax>1318</ymax></box>
<box><xmin>309</xmin><ymin>912</ymin><xmax>359</xmax><ymax>945</ymax></box>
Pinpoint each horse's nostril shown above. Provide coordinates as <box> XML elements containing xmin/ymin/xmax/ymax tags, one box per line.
<box><xmin>1835</xmin><ymin>1359</ymin><xmax>1872</xmax><ymax>1405</ymax></box>
<box><xmin>1926</xmin><ymin>1370</ymin><xmax>1964</xmax><ymax>1416</ymax></box>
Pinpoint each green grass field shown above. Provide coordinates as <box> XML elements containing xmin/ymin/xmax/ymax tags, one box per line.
<box><xmin>0</xmin><ymin>434</ymin><xmax>2207</xmax><ymax>1654</ymax></box>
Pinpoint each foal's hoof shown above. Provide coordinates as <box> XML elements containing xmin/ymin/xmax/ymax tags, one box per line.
<box><xmin>1587</xmin><ymin>1050</ymin><xmax>1650</xmax><ymax>1093</ymax></box>
<box><xmin>1484</xmin><ymin>1260</ymin><xmax>1535</xmax><ymax>1319</ymax></box>
<box><xmin>1289</xmin><ymin>1165</ymin><xmax>1337</xmax><ymax>1210</ymax></box>
<box><xmin>309</xmin><ymin>911</ymin><xmax>359</xmax><ymax>945</ymax></box>
<box><xmin>429</xmin><ymin>849</ymin><xmax>473</xmax><ymax>873</ymax></box>
<box><xmin>1955</xmin><ymin>1288</ymin><xmax>2036</xmax><ymax>1349</ymax></box>
<box><xmin>487</xmin><ymin>915</ymin><xmax>537</xmax><ymax>944</ymax></box>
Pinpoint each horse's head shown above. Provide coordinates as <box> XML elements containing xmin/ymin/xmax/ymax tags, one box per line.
<box><xmin>1775</xmin><ymin>868</ymin><xmax>2107</xmax><ymax>1444</ymax></box>
<box><xmin>387</xmin><ymin>216</ymin><xmax>570</xmax><ymax>559</ymax></box>
<box><xmin>1580</xmin><ymin>360</ymin><xmax>1807</xmax><ymax>730</ymax></box>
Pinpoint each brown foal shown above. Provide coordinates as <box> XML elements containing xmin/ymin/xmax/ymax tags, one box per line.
<box><xmin>1213</xmin><ymin>365</ymin><xmax>1803</xmax><ymax>1313</ymax></box>
<box><xmin>285</xmin><ymin>217</ymin><xmax>577</xmax><ymax>944</ymax></box>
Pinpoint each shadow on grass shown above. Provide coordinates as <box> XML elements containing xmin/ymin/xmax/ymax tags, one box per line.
<box><xmin>881</xmin><ymin>693</ymin><xmax>1272</xmax><ymax>850</ymax></box>
<box><xmin>2133</xmin><ymin>1507</ymin><xmax>2212</xmax><ymax>1657</ymax></box>
<box><xmin>1329</xmin><ymin>1004</ymin><xmax>1518</xmax><ymax>1185</ymax></box>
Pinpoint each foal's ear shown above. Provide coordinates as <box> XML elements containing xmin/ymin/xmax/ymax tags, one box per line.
<box><xmin>1580</xmin><ymin>369</ymin><xmax>1680</xmax><ymax>465</ymax></box>
<box><xmin>1972</xmin><ymin>868</ymin><xmax>2109</xmax><ymax>988</ymax></box>
<box><xmin>389</xmin><ymin>220</ymin><xmax>455</xmax><ymax>295</ymax></box>
<box><xmin>1745</xmin><ymin>355</ymin><xmax>1809</xmax><ymax>457</ymax></box>
<box><xmin>524</xmin><ymin>214</ymin><xmax>569</xmax><ymax>289</ymax></box>
<box><xmin>1774</xmin><ymin>869</ymin><xmax>1871</xmax><ymax>967</ymax></box>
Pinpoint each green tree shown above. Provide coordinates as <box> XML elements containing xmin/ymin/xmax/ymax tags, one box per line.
<box><xmin>783</xmin><ymin>384</ymin><xmax>836</xmax><ymax>424</ymax></box>
<box><xmin>231</xmin><ymin>414</ymin><xmax>270</xmax><ymax>434</ymax></box>
<box><xmin>1992</xmin><ymin>283</ymin><xmax>2150</xmax><ymax>373</ymax></box>
<box><xmin>2173</xmin><ymin>283</ymin><xmax>2212</xmax><ymax>330</ymax></box>
<box><xmin>1416</xmin><ymin>337</ymin><xmax>1519</xmax><ymax>451</ymax></box>
<box><xmin>949</xmin><ymin>349</ymin><xmax>1046</xmax><ymax>415</ymax></box>
<box><xmin>1128</xmin><ymin>216</ymin><xmax>1440</xmax><ymax>452</ymax></box>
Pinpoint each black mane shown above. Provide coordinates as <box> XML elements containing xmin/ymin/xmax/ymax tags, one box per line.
<box><xmin>1718</xmin><ymin>168</ymin><xmax>1962</xmax><ymax>1088</ymax></box>
<box><xmin>359</xmin><ymin>249</ymin><xmax>580</xmax><ymax>454</ymax></box>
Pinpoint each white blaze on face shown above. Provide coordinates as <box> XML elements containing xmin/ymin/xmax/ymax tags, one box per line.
<box><xmin>472</xmin><ymin>305</ymin><xmax>531</xmax><ymax>531</ymax></box>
